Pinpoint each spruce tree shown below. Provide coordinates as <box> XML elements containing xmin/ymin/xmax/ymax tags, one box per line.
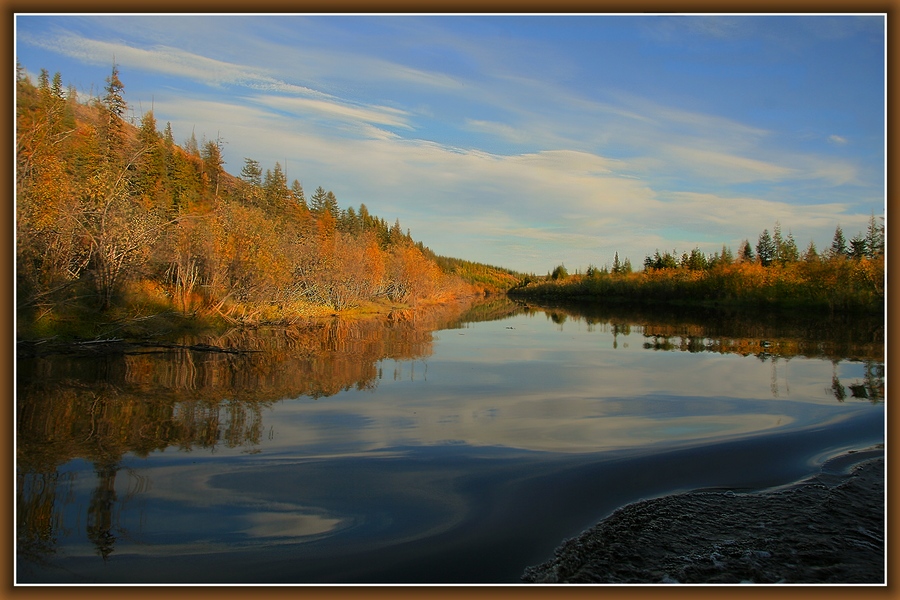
<box><xmin>103</xmin><ymin>64</ymin><xmax>127</xmax><ymax>118</ymax></box>
<box><xmin>865</xmin><ymin>214</ymin><xmax>885</xmax><ymax>258</ymax></box>
<box><xmin>849</xmin><ymin>234</ymin><xmax>868</xmax><ymax>260</ymax></box>
<box><xmin>241</xmin><ymin>158</ymin><xmax>262</xmax><ymax>186</ymax></box>
<box><xmin>830</xmin><ymin>225</ymin><xmax>848</xmax><ymax>258</ymax></box>
<box><xmin>100</xmin><ymin>64</ymin><xmax>127</xmax><ymax>160</ymax></box>
<box><xmin>782</xmin><ymin>231</ymin><xmax>799</xmax><ymax>264</ymax></box>
<box><xmin>804</xmin><ymin>240</ymin><xmax>819</xmax><ymax>262</ymax></box>
<box><xmin>738</xmin><ymin>239</ymin><xmax>754</xmax><ymax>263</ymax></box>
<box><xmin>324</xmin><ymin>191</ymin><xmax>340</xmax><ymax>221</ymax></box>
<box><xmin>291</xmin><ymin>180</ymin><xmax>307</xmax><ymax>209</ymax></box>
<box><xmin>756</xmin><ymin>229</ymin><xmax>775</xmax><ymax>266</ymax></box>
<box><xmin>310</xmin><ymin>186</ymin><xmax>328</xmax><ymax>214</ymax></box>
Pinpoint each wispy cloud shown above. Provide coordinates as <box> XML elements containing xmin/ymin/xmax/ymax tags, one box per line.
<box><xmin>253</xmin><ymin>95</ymin><xmax>413</xmax><ymax>131</ymax></box>
<box><xmin>24</xmin><ymin>32</ymin><xmax>291</xmax><ymax>90</ymax></box>
<box><xmin>660</xmin><ymin>145</ymin><xmax>796</xmax><ymax>183</ymax></box>
<box><xmin>464</xmin><ymin>119</ymin><xmax>532</xmax><ymax>145</ymax></box>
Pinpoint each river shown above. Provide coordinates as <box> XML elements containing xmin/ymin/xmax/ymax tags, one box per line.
<box><xmin>16</xmin><ymin>298</ymin><xmax>884</xmax><ymax>584</ymax></box>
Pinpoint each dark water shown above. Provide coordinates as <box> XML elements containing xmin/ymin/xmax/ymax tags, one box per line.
<box><xmin>16</xmin><ymin>299</ymin><xmax>884</xmax><ymax>584</ymax></box>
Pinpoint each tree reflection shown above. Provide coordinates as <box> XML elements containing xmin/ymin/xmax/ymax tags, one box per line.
<box><xmin>16</xmin><ymin>471</ymin><xmax>65</xmax><ymax>569</ymax></box>
<box><xmin>523</xmin><ymin>300</ymin><xmax>883</xmax><ymax>363</ymax></box>
<box><xmin>86</xmin><ymin>462</ymin><xmax>118</xmax><ymax>561</ymax></box>
<box><xmin>829</xmin><ymin>360</ymin><xmax>883</xmax><ymax>404</ymax></box>
<box><xmin>16</xmin><ymin>299</ymin><xmax>491</xmax><ymax>565</ymax></box>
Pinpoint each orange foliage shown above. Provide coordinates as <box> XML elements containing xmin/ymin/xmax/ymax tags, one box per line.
<box><xmin>16</xmin><ymin>67</ymin><xmax>481</xmax><ymax>329</ymax></box>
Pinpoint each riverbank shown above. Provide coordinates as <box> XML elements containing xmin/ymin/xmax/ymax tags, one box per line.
<box><xmin>14</xmin><ymin>295</ymin><xmax>475</xmax><ymax>353</ymax></box>
<box><xmin>508</xmin><ymin>257</ymin><xmax>885</xmax><ymax>318</ymax></box>
<box><xmin>522</xmin><ymin>449</ymin><xmax>885</xmax><ymax>584</ymax></box>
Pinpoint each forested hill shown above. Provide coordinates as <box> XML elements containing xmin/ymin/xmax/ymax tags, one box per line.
<box><xmin>16</xmin><ymin>65</ymin><xmax>522</xmax><ymax>338</ymax></box>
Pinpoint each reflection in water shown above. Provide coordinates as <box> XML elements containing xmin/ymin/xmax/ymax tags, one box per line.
<box><xmin>17</xmin><ymin>299</ymin><xmax>509</xmax><ymax>566</ymax></box>
<box><xmin>16</xmin><ymin>298</ymin><xmax>884</xmax><ymax>579</ymax></box>
<box><xmin>528</xmin><ymin>301</ymin><xmax>883</xmax><ymax>406</ymax></box>
<box><xmin>86</xmin><ymin>463</ymin><xmax>118</xmax><ymax>561</ymax></box>
<box><xmin>241</xmin><ymin>511</ymin><xmax>343</xmax><ymax>539</ymax></box>
<box><xmin>831</xmin><ymin>360</ymin><xmax>884</xmax><ymax>403</ymax></box>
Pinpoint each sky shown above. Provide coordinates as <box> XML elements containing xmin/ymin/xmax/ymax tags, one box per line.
<box><xmin>15</xmin><ymin>14</ymin><xmax>885</xmax><ymax>274</ymax></box>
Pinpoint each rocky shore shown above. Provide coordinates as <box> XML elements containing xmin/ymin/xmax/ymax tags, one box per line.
<box><xmin>523</xmin><ymin>453</ymin><xmax>884</xmax><ymax>584</ymax></box>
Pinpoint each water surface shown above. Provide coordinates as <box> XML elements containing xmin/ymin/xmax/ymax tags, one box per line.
<box><xmin>16</xmin><ymin>300</ymin><xmax>884</xmax><ymax>583</ymax></box>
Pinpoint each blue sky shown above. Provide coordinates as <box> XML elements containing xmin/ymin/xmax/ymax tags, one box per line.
<box><xmin>15</xmin><ymin>14</ymin><xmax>885</xmax><ymax>274</ymax></box>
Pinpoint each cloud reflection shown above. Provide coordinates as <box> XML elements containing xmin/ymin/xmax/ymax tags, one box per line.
<box><xmin>241</xmin><ymin>512</ymin><xmax>343</xmax><ymax>539</ymax></box>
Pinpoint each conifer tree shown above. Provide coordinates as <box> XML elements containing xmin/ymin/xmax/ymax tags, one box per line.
<box><xmin>781</xmin><ymin>231</ymin><xmax>799</xmax><ymax>264</ymax></box>
<box><xmin>37</xmin><ymin>68</ymin><xmax>50</xmax><ymax>94</ymax></box>
<box><xmin>719</xmin><ymin>244</ymin><xmax>734</xmax><ymax>265</ymax></box>
<box><xmin>849</xmin><ymin>234</ymin><xmax>868</xmax><ymax>260</ymax></box>
<box><xmin>738</xmin><ymin>239</ymin><xmax>754</xmax><ymax>263</ymax></box>
<box><xmin>389</xmin><ymin>218</ymin><xmax>405</xmax><ymax>245</ymax></box>
<box><xmin>290</xmin><ymin>180</ymin><xmax>306</xmax><ymax>209</ymax></box>
<box><xmin>340</xmin><ymin>205</ymin><xmax>359</xmax><ymax>234</ymax></box>
<box><xmin>310</xmin><ymin>186</ymin><xmax>328</xmax><ymax>214</ymax></box>
<box><xmin>135</xmin><ymin>110</ymin><xmax>167</xmax><ymax>204</ymax></box>
<box><xmin>358</xmin><ymin>203</ymin><xmax>372</xmax><ymax>229</ymax></box>
<box><xmin>103</xmin><ymin>64</ymin><xmax>127</xmax><ymax>118</ymax></box>
<box><xmin>240</xmin><ymin>158</ymin><xmax>262</xmax><ymax>186</ymax></box>
<box><xmin>803</xmin><ymin>240</ymin><xmax>819</xmax><ymax>262</ymax></box>
<box><xmin>262</xmin><ymin>162</ymin><xmax>289</xmax><ymax>209</ymax></box>
<box><xmin>756</xmin><ymin>229</ymin><xmax>775</xmax><ymax>266</ymax></box>
<box><xmin>185</xmin><ymin>129</ymin><xmax>199</xmax><ymax>156</ymax></box>
<box><xmin>100</xmin><ymin>64</ymin><xmax>127</xmax><ymax>157</ymax></box>
<box><xmin>773</xmin><ymin>221</ymin><xmax>784</xmax><ymax>263</ymax></box>
<box><xmin>163</xmin><ymin>122</ymin><xmax>175</xmax><ymax>147</ymax></box>
<box><xmin>51</xmin><ymin>71</ymin><xmax>64</xmax><ymax>99</ymax></box>
<box><xmin>324</xmin><ymin>191</ymin><xmax>340</xmax><ymax>221</ymax></box>
<box><xmin>201</xmin><ymin>137</ymin><xmax>224</xmax><ymax>197</ymax></box>
<box><xmin>865</xmin><ymin>214</ymin><xmax>885</xmax><ymax>258</ymax></box>
<box><xmin>830</xmin><ymin>225</ymin><xmax>848</xmax><ymax>258</ymax></box>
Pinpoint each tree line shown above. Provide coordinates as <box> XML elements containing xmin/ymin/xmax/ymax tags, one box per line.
<box><xmin>512</xmin><ymin>219</ymin><xmax>885</xmax><ymax>315</ymax></box>
<box><xmin>16</xmin><ymin>65</ymin><xmax>507</xmax><ymax>337</ymax></box>
<box><xmin>642</xmin><ymin>219</ymin><xmax>883</xmax><ymax>272</ymax></box>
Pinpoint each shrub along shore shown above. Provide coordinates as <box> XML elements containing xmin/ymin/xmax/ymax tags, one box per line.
<box><xmin>509</xmin><ymin>256</ymin><xmax>884</xmax><ymax>316</ymax></box>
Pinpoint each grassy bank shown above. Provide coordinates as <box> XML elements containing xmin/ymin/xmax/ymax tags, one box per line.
<box><xmin>15</xmin><ymin>274</ymin><xmax>501</xmax><ymax>346</ymax></box>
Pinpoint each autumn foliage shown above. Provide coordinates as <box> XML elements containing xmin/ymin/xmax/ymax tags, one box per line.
<box><xmin>16</xmin><ymin>67</ymin><xmax>498</xmax><ymax>336</ymax></box>
<box><xmin>512</xmin><ymin>218</ymin><xmax>884</xmax><ymax>316</ymax></box>
<box><xmin>512</xmin><ymin>251</ymin><xmax>884</xmax><ymax>315</ymax></box>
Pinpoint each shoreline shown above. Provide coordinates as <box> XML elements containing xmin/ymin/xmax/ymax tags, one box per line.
<box><xmin>522</xmin><ymin>447</ymin><xmax>885</xmax><ymax>584</ymax></box>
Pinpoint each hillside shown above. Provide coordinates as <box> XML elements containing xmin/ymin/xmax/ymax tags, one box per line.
<box><xmin>16</xmin><ymin>65</ymin><xmax>523</xmax><ymax>340</ymax></box>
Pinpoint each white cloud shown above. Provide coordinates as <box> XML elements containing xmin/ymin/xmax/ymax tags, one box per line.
<box><xmin>27</xmin><ymin>32</ymin><xmax>281</xmax><ymax>90</ymax></box>
<box><xmin>829</xmin><ymin>134</ymin><xmax>848</xmax><ymax>145</ymax></box>
<box><xmin>464</xmin><ymin>119</ymin><xmax>531</xmax><ymax>144</ymax></box>
<box><xmin>661</xmin><ymin>145</ymin><xmax>796</xmax><ymax>183</ymax></box>
<box><xmin>800</xmin><ymin>158</ymin><xmax>859</xmax><ymax>186</ymax></box>
<box><xmin>253</xmin><ymin>95</ymin><xmax>413</xmax><ymax>131</ymax></box>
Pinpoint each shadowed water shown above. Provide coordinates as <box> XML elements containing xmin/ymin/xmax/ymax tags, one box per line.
<box><xmin>16</xmin><ymin>299</ymin><xmax>884</xmax><ymax>583</ymax></box>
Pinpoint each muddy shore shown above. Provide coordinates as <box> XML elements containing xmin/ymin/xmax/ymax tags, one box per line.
<box><xmin>523</xmin><ymin>450</ymin><xmax>884</xmax><ymax>584</ymax></box>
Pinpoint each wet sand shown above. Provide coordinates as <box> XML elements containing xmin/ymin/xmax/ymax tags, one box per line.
<box><xmin>522</xmin><ymin>449</ymin><xmax>884</xmax><ymax>584</ymax></box>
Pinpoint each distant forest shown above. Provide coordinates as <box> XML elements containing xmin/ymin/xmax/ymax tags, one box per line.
<box><xmin>513</xmin><ymin>218</ymin><xmax>884</xmax><ymax>315</ymax></box>
<box><xmin>16</xmin><ymin>65</ymin><xmax>519</xmax><ymax>338</ymax></box>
